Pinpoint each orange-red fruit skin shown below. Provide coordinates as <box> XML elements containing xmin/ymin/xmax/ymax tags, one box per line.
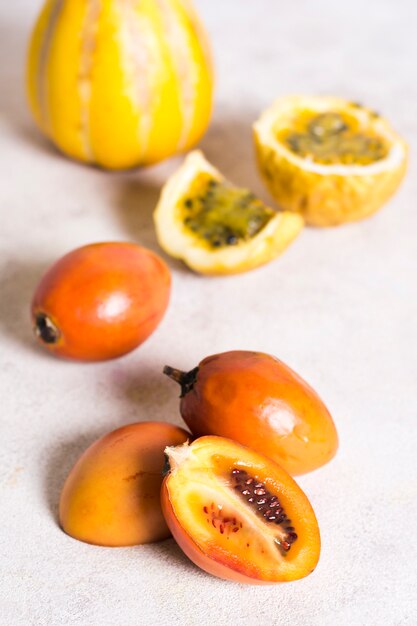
<box><xmin>179</xmin><ymin>351</ymin><xmax>338</xmax><ymax>475</ymax></box>
<box><xmin>59</xmin><ymin>422</ymin><xmax>190</xmax><ymax>546</ymax></box>
<box><xmin>161</xmin><ymin>436</ymin><xmax>321</xmax><ymax>584</ymax></box>
<box><xmin>31</xmin><ymin>242</ymin><xmax>171</xmax><ymax>361</ymax></box>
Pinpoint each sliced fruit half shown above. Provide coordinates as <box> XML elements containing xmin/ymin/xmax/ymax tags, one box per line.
<box><xmin>161</xmin><ymin>436</ymin><xmax>320</xmax><ymax>584</ymax></box>
<box><xmin>154</xmin><ymin>150</ymin><xmax>304</xmax><ymax>275</ymax></box>
<box><xmin>254</xmin><ymin>95</ymin><xmax>408</xmax><ymax>226</ymax></box>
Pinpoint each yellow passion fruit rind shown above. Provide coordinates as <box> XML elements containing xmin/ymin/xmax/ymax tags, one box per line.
<box><xmin>154</xmin><ymin>151</ymin><xmax>304</xmax><ymax>275</ymax></box>
<box><xmin>254</xmin><ymin>96</ymin><xmax>408</xmax><ymax>226</ymax></box>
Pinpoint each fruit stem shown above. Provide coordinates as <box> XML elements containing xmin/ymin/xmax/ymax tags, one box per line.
<box><xmin>163</xmin><ymin>365</ymin><xmax>199</xmax><ymax>397</ymax></box>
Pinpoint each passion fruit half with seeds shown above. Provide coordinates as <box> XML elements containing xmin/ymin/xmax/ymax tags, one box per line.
<box><xmin>161</xmin><ymin>436</ymin><xmax>320</xmax><ymax>583</ymax></box>
<box><xmin>164</xmin><ymin>350</ymin><xmax>338</xmax><ymax>476</ymax></box>
<box><xmin>254</xmin><ymin>95</ymin><xmax>408</xmax><ymax>226</ymax></box>
<box><xmin>153</xmin><ymin>150</ymin><xmax>304</xmax><ymax>274</ymax></box>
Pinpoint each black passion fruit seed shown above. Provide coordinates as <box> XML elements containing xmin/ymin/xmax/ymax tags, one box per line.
<box><xmin>308</xmin><ymin>112</ymin><xmax>348</xmax><ymax>138</ymax></box>
<box><xmin>181</xmin><ymin>174</ymin><xmax>274</xmax><ymax>249</ymax></box>
<box><xmin>283</xmin><ymin>111</ymin><xmax>388</xmax><ymax>165</ymax></box>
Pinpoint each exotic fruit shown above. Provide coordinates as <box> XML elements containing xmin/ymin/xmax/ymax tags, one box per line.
<box><xmin>254</xmin><ymin>95</ymin><xmax>408</xmax><ymax>226</ymax></box>
<box><xmin>164</xmin><ymin>350</ymin><xmax>338</xmax><ymax>475</ymax></box>
<box><xmin>154</xmin><ymin>150</ymin><xmax>304</xmax><ymax>275</ymax></box>
<box><xmin>26</xmin><ymin>0</ymin><xmax>213</xmax><ymax>169</ymax></box>
<box><xmin>161</xmin><ymin>437</ymin><xmax>321</xmax><ymax>583</ymax></box>
<box><xmin>31</xmin><ymin>242</ymin><xmax>171</xmax><ymax>361</ymax></box>
<box><xmin>60</xmin><ymin>422</ymin><xmax>190</xmax><ymax>546</ymax></box>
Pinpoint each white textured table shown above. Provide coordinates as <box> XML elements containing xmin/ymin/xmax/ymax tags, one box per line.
<box><xmin>1</xmin><ymin>1</ymin><xmax>416</xmax><ymax>624</ymax></box>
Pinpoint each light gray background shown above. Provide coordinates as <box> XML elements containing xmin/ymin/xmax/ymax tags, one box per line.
<box><xmin>1</xmin><ymin>1</ymin><xmax>416</xmax><ymax>625</ymax></box>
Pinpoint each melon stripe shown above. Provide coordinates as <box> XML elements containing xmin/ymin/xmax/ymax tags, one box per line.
<box><xmin>78</xmin><ymin>0</ymin><xmax>102</xmax><ymax>161</ymax></box>
<box><xmin>169</xmin><ymin>0</ymin><xmax>213</xmax><ymax>150</ymax></box>
<box><xmin>116</xmin><ymin>0</ymin><xmax>156</xmax><ymax>162</ymax></box>
<box><xmin>35</xmin><ymin>0</ymin><xmax>64</xmax><ymax>135</ymax></box>
<box><xmin>43</xmin><ymin>0</ymin><xmax>101</xmax><ymax>162</ymax></box>
<box><xmin>156</xmin><ymin>0</ymin><xmax>197</xmax><ymax>151</ymax></box>
<box><xmin>26</xmin><ymin>0</ymin><xmax>57</xmax><ymax>131</ymax></box>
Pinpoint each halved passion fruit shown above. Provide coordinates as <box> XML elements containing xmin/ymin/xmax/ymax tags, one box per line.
<box><xmin>161</xmin><ymin>436</ymin><xmax>320</xmax><ymax>584</ymax></box>
<box><xmin>153</xmin><ymin>150</ymin><xmax>304</xmax><ymax>275</ymax></box>
<box><xmin>254</xmin><ymin>95</ymin><xmax>408</xmax><ymax>226</ymax></box>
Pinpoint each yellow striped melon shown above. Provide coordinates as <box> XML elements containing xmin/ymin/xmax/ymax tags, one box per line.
<box><xmin>26</xmin><ymin>0</ymin><xmax>213</xmax><ymax>170</ymax></box>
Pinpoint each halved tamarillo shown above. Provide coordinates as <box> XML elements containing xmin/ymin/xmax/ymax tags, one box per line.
<box><xmin>161</xmin><ymin>436</ymin><xmax>320</xmax><ymax>584</ymax></box>
<box><xmin>60</xmin><ymin>422</ymin><xmax>190</xmax><ymax>547</ymax></box>
<box><xmin>164</xmin><ymin>350</ymin><xmax>338</xmax><ymax>475</ymax></box>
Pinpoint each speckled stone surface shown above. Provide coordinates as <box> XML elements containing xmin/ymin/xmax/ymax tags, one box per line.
<box><xmin>1</xmin><ymin>1</ymin><xmax>416</xmax><ymax>625</ymax></box>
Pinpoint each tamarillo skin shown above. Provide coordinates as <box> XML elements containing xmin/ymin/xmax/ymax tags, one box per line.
<box><xmin>31</xmin><ymin>242</ymin><xmax>171</xmax><ymax>361</ymax></box>
<box><xmin>164</xmin><ymin>350</ymin><xmax>338</xmax><ymax>476</ymax></box>
<box><xmin>60</xmin><ymin>422</ymin><xmax>190</xmax><ymax>546</ymax></box>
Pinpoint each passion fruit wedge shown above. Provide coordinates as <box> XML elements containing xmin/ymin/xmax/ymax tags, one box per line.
<box><xmin>254</xmin><ymin>95</ymin><xmax>408</xmax><ymax>226</ymax></box>
<box><xmin>154</xmin><ymin>150</ymin><xmax>304</xmax><ymax>275</ymax></box>
<box><xmin>161</xmin><ymin>436</ymin><xmax>321</xmax><ymax>584</ymax></box>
